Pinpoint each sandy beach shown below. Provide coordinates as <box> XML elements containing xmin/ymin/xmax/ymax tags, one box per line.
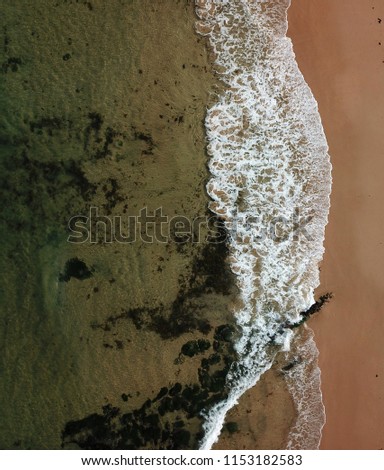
<box><xmin>289</xmin><ymin>0</ymin><xmax>384</xmax><ymax>449</ymax></box>
<box><xmin>2</xmin><ymin>0</ymin><xmax>383</xmax><ymax>451</ymax></box>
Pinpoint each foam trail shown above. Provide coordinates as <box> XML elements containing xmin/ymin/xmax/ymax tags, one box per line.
<box><xmin>195</xmin><ymin>0</ymin><xmax>331</xmax><ymax>449</ymax></box>
<box><xmin>284</xmin><ymin>326</ymin><xmax>326</xmax><ymax>449</ymax></box>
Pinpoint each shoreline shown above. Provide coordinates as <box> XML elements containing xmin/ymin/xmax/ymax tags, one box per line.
<box><xmin>5</xmin><ymin>0</ymin><xmax>384</xmax><ymax>450</ymax></box>
<box><xmin>203</xmin><ymin>0</ymin><xmax>329</xmax><ymax>450</ymax></box>
<box><xmin>288</xmin><ymin>0</ymin><xmax>384</xmax><ymax>449</ymax></box>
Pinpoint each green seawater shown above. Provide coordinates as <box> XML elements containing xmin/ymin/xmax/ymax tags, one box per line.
<box><xmin>0</xmin><ymin>0</ymin><xmax>238</xmax><ymax>449</ymax></box>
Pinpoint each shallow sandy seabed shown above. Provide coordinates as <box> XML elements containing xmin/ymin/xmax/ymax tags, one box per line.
<box><xmin>0</xmin><ymin>0</ymin><xmax>298</xmax><ymax>449</ymax></box>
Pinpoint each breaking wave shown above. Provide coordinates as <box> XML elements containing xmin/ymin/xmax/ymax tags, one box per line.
<box><xmin>195</xmin><ymin>0</ymin><xmax>331</xmax><ymax>449</ymax></box>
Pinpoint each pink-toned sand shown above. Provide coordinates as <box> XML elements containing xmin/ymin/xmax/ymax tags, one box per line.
<box><xmin>288</xmin><ymin>0</ymin><xmax>384</xmax><ymax>449</ymax></box>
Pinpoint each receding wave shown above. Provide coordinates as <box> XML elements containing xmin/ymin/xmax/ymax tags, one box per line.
<box><xmin>284</xmin><ymin>326</ymin><xmax>325</xmax><ymax>449</ymax></box>
<box><xmin>195</xmin><ymin>0</ymin><xmax>331</xmax><ymax>449</ymax></box>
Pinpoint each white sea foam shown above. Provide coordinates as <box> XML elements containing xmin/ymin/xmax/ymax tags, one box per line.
<box><xmin>284</xmin><ymin>326</ymin><xmax>325</xmax><ymax>449</ymax></box>
<box><xmin>195</xmin><ymin>0</ymin><xmax>331</xmax><ymax>449</ymax></box>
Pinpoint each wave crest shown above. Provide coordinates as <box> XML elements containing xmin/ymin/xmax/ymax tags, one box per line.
<box><xmin>195</xmin><ymin>0</ymin><xmax>331</xmax><ymax>449</ymax></box>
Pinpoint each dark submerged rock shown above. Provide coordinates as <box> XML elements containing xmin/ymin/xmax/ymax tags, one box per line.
<box><xmin>225</xmin><ymin>421</ymin><xmax>239</xmax><ymax>434</ymax></box>
<box><xmin>59</xmin><ymin>258</ymin><xmax>93</xmax><ymax>282</ymax></box>
<box><xmin>181</xmin><ymin>339</ymin><xmax>210</xmax><ymax>358</ymax></box>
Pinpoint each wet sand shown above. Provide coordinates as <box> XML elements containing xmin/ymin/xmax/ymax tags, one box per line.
<box><xmin>289</xmin><ymin>0</ymin><xmax>384</xmax><ymax>449</ymax></box>
<box><xmin>5</xmin><ymin>0</ymin><xmax>383</xmax><ymax>450</ymax></box>
<box><xmin>214</xmin><ymin>356</ymin><xmax>297</xmax><ymax>450</ymax></box>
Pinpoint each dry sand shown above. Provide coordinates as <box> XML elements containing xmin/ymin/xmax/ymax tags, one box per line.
<box><xmin>3</xmin><ymin>0</ymin><xmax>383</xmax><ymax>450</ymax></box>
<box><xmin>288</xmin><ymin>0</ymin><xmax>384</xmax><ymax>449</ymax></box>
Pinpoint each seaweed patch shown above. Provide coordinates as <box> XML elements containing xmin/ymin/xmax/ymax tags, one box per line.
<box><xmin>59</xmin><ymin>258</ymin><xmax>93</xmax><ymax>282</ymax></box>
<box><xmin>62</xmin><ymin>324</ymin><xmax>237</xmax><ymax>450</ymax></box>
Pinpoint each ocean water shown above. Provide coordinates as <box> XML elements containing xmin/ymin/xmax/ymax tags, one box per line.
<box><xmin>1</xmin><ymin>0</ymin><xmax>330</xmax><ymax>450</ymax></box>
<box><xmin>0</xmin><ymin>0</ymin><xmax>241</xmax><ymax>449</ymax></box>
<box><xmin>195</xmin><ymin>0</ymin><xmax>331</xmax><ymax>449</ymax></box>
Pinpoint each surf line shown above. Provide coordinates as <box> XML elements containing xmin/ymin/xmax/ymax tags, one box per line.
<box><xmin>195</xmin><ymin>0</ymin><xmax>332</xmax><ymax>449</ymax></box>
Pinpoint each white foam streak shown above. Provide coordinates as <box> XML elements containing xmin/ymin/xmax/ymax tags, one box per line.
<box><xmin>195</xmin><ymin>0</ymin><xmax>331</xmax><ymax>449</ymax></box>
<box><xmin>284</xmin><ymin>327</ymin><xmax>326</xmax><ymax>449</ymax></box>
